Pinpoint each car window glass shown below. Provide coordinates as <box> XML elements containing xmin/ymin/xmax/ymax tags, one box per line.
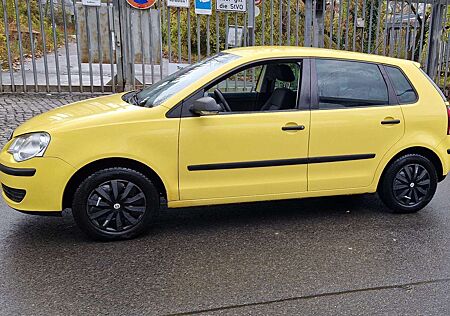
<box><xmin>207</xmin><ymin>61</ymin><xmax>301</xmax><ymax>112</ymax></box>
<box><xmin>316</xmin><ymin>59</ymin><xmax>389</xmax><ymax>109</ymax></box>
<box><xmin>385</xmin><ymin>66</ymin><xmax>417</xmax><ymax>104</ymax></box>
<box><xmin>135</xmin><ymin>52</ymin><xmax>240</xmax><ymax>107</ymax></box>
<box><xmin>208</xmin><ymin>66</ymin><xmax>264</xmax><ymax>93</ymax></box>
<box><xmin>274</xmin><ymin>64</ymin><xmax>300</xmax><ymax>91</ymax></box>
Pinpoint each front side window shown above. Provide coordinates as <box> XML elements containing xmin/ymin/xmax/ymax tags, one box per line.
<box><xmin>133</xmin><ymin>53</ymin><xmax>240</xmax><ymax>107</ymax></box>
<box><xmin>315</xmin><ymin>59</ymin><xmax>389</xmax><ymax>109</ymax></box>
<box><xmin>208</xmin><ymin>65</ymin><xmax>264</xmax><ymax>93</ymax></box>
<box><xmin>385</xmin><ymin>66</ymin><xmax>417</xmax><ymax>104</ymax></box>
<box><xmin>206</xmin><ymin>61</ymin><xmax>302</xmax><ymax>112</ymax></box>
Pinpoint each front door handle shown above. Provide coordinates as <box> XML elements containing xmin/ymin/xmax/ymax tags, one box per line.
<box><xmin>381</xmin><ymin>119</ymin><xmax>401</xmax><ymax>125</ymax></box>
<box><xmin>282</xmin><ymin>125</ymin><xmax>305</xmax><ymax>131</ymax></box>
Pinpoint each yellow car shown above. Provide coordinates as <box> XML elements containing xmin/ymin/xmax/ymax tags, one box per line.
<box><xmin>1</xmin><ymin>47</ymin><xmax>449</xmax><ymax>240</ymax></box>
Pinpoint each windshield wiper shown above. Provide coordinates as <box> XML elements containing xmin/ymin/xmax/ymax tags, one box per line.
<box><xmin>123</xmin><ymin>89</ymin><xmax>143</xmax><ymax>106</ymax></box>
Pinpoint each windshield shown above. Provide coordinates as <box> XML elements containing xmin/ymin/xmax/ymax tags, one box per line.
<box><xmin>129</xmin><ymin>52</ymin><xmax>241</xmax><ymax>107</ymax></box>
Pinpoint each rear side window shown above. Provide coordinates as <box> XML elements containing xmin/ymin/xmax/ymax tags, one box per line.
<box><xmin>315</xmin><ymin>59</ymin><xmax>389</xmax><ymax>109</ymax></box>
<box><xmin>385</xmin><ymin>66</ymin><xmax>417</xmax><ymax>104</ymax></box>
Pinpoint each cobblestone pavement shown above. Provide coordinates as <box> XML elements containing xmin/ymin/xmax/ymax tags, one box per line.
<box><xmin>0</xmin><ymin>93</ymin><xmax>102</xmax><ymax>146</ymax></box>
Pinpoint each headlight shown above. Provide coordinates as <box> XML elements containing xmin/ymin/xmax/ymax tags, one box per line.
<box><xmin>7</xmin><ymin>132</ymin><xmax>51</xmax><ymax>162</ymax></box>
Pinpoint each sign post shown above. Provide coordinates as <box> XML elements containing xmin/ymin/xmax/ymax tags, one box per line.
<box><xmin>247</xmin><ymin>0</ymin><xmax>255</xmax><ymax>45</ymax></box>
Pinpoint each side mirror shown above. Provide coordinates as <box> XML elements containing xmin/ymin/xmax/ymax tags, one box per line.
<box><xmin>190</xmin><ymin>97</ymin><xmax>222</xmax><ymax>116</ymax></box>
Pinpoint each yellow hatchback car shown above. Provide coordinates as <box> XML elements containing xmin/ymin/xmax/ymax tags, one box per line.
<box><xmin>1</xmin><ymin>47</ymin><xmax>450</xmax><ymax>240</ymax></box>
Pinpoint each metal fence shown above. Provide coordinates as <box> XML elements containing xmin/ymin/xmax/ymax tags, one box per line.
<box><xmin>0</xmin><ymin>0</ymin><xmax>449</xmax><ymax>94</ymax></box>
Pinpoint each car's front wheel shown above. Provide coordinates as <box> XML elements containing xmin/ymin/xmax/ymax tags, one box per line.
<box><xmin>378</xmin><ymin>154</ymin><xmax>438</xmax><ymax>213</ymax></box>
<box><xmin>72</xmin><ymin>167</ymin><xmax>159</xmax><ymax>241</ymax></box>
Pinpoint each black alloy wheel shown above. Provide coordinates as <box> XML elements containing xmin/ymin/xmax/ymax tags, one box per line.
<box><xmin>392</xmin><ymin>163</ymin><xmax>431</xmax><ymax>207</ymax></box>
<box><xmin>72</xmin><ymin>167</ymin><xmax>159</xmax><ymax>240</ymax></box>
<box><xmin>378</xmin><ymin>154</ymin><xmax>437</xmax><ymax>213</ymax></box>
<box><xmin>87</xmin><ymin>179</ymin><xmax>147</xmax><ymax>233</ymax></box>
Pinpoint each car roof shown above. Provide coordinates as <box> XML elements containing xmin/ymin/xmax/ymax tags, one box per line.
<box><xmin>224</xmin><ymin>46</ymin><xmax>420</xmax><ymax>68</ymax></box>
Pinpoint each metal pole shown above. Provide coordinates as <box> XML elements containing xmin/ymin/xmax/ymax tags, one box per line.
<box><xmin>248</xmin><ymin>0</ymin><xmax>255</xmax><ymax>45</ymax></box>
<box><xmin>426</xmin><ymin>2</ymin><xmax>444</xmax><ymax>77</ymax></box>
<box><xmin>304</xmin><ymin>0</ymin><xmax>313</xmax><ymax>46</ymax></box>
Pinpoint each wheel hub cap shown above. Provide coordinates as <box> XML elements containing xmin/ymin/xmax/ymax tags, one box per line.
<box><xmin>393</xmin><ymin>164</ymin><xmax>431</xmax><ymax>207</ymax></box>
<box><xmin>86</xmin><ymin>179</ymin><xmax>147</xmax><ymax>233</ymax></box>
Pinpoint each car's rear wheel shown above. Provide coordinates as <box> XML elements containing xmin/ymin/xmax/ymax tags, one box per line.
<box><xmin>72</xmin><ymin>167</ymin><xmax>159</xmax><ymax>241</ymax></box>
<box><xmin>378</xmin><ymin>154</ymin><xmax>437</xmax><ymax>213</ymax></box>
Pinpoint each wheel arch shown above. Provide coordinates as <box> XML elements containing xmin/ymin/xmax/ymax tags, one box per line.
<box><xmin>377</xmin><ymin>146</ymin><xmax>445</xmax><ymax>191</ymax></box>
<box><xmin>62</xmin><ymin>157</ymin><xmax>168</xmax><ymax>210</ymax></box>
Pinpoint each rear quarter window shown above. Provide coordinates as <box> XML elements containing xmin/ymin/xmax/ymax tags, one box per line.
<box><xmin>385</xmin><ymin>66</ymin><xmax>418</xmax><ymax>104</ymax></box>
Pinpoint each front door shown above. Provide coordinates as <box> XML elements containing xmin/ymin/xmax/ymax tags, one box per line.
<box><xmin>178</xmin><ymin>60</ymin><xmax>311</xmax><ymax>201</ymax></box>
<box><xmin>308</xmin><ymin>58</ymin><xmax>405</xmax><ymax>191</ymax></box>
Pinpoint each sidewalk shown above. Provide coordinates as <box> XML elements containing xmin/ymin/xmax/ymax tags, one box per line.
<box><xmin>1</xmin><ymin>43</ymin><xmax>169</xmax><ymax>88</ymax></box>
<box><xmin>0</xmin><ymin>93</ymin><xmax>100</xmax><ymax>146</ymax></box>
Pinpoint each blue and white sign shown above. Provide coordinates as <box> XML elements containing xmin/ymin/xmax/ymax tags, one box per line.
<box><xmin>195</xmin><ymin>0</ymin><xmax>212</xmax><ymax>15</ymax></box>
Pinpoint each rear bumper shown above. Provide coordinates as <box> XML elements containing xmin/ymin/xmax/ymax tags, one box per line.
<box><xmin>0</xmin><ymin>151</ymin><xmax>75</xmax><ymax>213</ymax></box>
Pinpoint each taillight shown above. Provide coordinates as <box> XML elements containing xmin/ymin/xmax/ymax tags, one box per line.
<box><xmin>447</xmin><ymin>106</ymin><xmax>450</xmax><ymax>135</ymax></box>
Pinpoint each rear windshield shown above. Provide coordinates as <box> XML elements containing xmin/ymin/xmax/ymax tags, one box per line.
<box><xmin>134</xmin><ymin>52</ymin><xmax>240</xmax><ymax>107</ymax></box>
<box><xmin>419</xmin><ymin>67</ymin><xmax>447</xmax><ymax>102</ymax></box>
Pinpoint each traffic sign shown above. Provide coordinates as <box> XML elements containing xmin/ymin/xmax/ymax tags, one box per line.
<box><xmin>216</xmin><ymin>0</ymin><xmax>246</xmax><ymax>12</ymax></box>
<box><xmin>127</xmin><ymin>0</ymin><xmax>156</xmax><ymax>9</ymax></box>
<box><xmin>167</xmin><ymin>0</ymin><xmax>190</xmax><ymax>8</ymax></box>
<box><xmin>82</xmin><ymin>0</ymin><xmax>101</xmax><ymax>6</ymax></box>
<box><xmin>195</xmin><ymin>0</ymin><xmax>212</xmax><ymax>15</ymax></box>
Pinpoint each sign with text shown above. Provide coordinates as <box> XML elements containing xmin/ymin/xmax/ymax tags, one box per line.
<box><xmin>167</xmin><ymin>0</ymin><xmax>190</xmax><ymax>8</ymax></box>
<box><xmin>216</xmin><ymin>0</ymin><xmax>246</xmax><ymax>12</ymax></box>
<box><xmin>195</xmin><ymin>0</ymin><xmax>212</xmax><ymax>15</ymax></box>
<box><xmin>127</xmin><ymin>0</ymin><xmax>156</xmax><ymax>9</ymax></box>
<box><xmin>82</xmin><ymin>0</ymin><xmax>101</xmax><ymax>6</ymax></box>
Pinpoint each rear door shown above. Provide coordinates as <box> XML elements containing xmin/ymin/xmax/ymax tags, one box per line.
<box><xmin>308</xmin><ymin>58</ymin><xmax>405</xmax><ymax>191</ymax></box>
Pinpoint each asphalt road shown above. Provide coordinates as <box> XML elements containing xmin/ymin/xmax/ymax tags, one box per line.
<box><xmin>1</xmin><ymin>178</ymin><xmax>450</xmax><ymax>315</ymax></box>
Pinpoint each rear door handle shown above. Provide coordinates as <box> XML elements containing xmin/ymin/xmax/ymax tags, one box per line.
<box><xmin>381</xmin><ymin>119</ymin><xmax>401</xmax><ymax>125</ymax></box>
<box><xmin>282</xmin><ymin>125</ymin><xmax>305</xmax><ymax>131</ymax></box>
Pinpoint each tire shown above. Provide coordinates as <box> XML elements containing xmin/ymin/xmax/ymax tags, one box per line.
<box><xmin>72</xmin><ymin>167</ymin><xmax>160</xmax><ymax>241</ymax></box>
<box><xmin>378</xmin><ymin>154</ymin><xmax>438</xmax><ymax>213</ymax></box>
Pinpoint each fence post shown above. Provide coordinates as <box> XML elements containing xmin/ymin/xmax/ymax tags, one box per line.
<box><xmin>313</xmin><ymin>0</ymin><xmax>325</xmax><ymax>47</ymax></box>
<box><xmin>304</xmin><ymin>0</ymin><xmax>313</xmax><ymax>46</ymax></box>
<box><xmin>427</xmin><ymin>1</ymin><xmax>444</xmax><ymax>78</ymax></box>
<box><xmin>247</xmin><ymin>0</ymin><xmax>255</xmax><ymax>45</ymax></box>
<box><xmin>113</xmin><ymin>0</ymin><xmax>126</xmax><ymax>91</ymax></box>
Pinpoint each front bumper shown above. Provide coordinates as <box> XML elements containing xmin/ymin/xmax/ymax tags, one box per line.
<box><xmin>0</xmin><ymin>150</ymin><xmax>76</xmax><ymax>212</ymax></box>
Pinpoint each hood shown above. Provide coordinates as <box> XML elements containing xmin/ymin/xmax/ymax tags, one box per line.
<box><xmin>13</xmin><ymin>94</ymin><xmax>165</xmax><ymax>136</ymax></box>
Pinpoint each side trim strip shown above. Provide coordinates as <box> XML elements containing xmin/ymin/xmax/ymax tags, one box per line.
<box><xmin>0</xmin><ymin>163</ymin><xmax>36</xmax><ymax>177</ymax></box>
<box><xmin>188</xmin><ymin>154</ymin><xmax>376</xmax><ymax>171</ymax></box>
